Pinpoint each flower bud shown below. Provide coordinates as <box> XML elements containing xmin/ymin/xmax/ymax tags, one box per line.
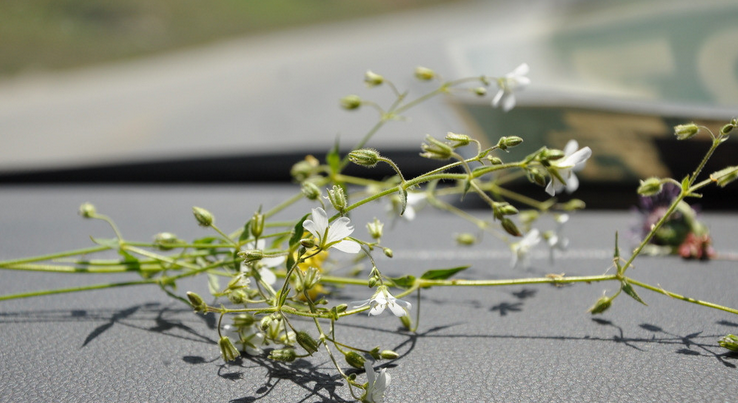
<box><xmin>301</xmin><ymin>181</ymin><xmax>321</xmax><ymax>200</ymax></box>
<box><xmin>587</xmin><ymin>294</ymin><xmax>612</xmax><ymax>314</ymax></box>
<box><xmin>364</xmin><ymin>70</ymin><xmax>384</xmax><ymax>87</ymax></box>
<box><xmin>473</xmin><ymin>86</ymin><xmax>487</xmax><ymax>96</ymax></box>
<box><xmin>334</xmin><ymin>304</ymin><xmax>348</xmax><ymax>313</ymax></box>
<box><xmin>383</xmin><ymin>248</ymin><xmax>393</xmax><ymax>258</ymax></box>
<box><xmin>366</xmin><ymin>218</ymin><xmax>384</xmax><ymax>240</ymax></box>
<box><xmin>186</xmin><ymin>291</ymin><xmax>208</xmax><ymax>313</ymax></box>
<box><xmin>192</xmin><ymin>206</ymin><xmax>214</xmax><ymax>227</ymax></box>
<box><xmin>497</xmin><ymin>136</ymin><xmax>523</xmax><ymax>151</ymax></box>
<box><xmin>455</xmin><ymin>233</ymin><xmax>476</xmax><ymax>246</ymax></box>
<box><xmin>711</xmin><ymin>166</ymin><xmax>738</xmax><ymax>188</ymax></box>
<box><xmin>78</xmin><ymin>202</ymin><xmax>96</xmax><ymax>218</ymax></box>
<box><xmin>327</xmin><ymin>185</ymin><xmax>347</xmax><ymax>214</ymax></box>
<box><xmin>718</xmin><ymin>334</ymin><xmax>738</xmax><ymax>352</ymax></box>
<box><xmin>445</xmin><ymin>132</ymin><xmax>471</xmax><ymax>147</ymax></box>
<box><xmin>561</xmin><ymin>199</ymin><xmax>586</xmax><ymax>211</ymax></box>
<box><xmin>399</xmin><ymin>315</ymin><xmax>412</xmax><ymax>330</ymax></box>
<box><xmin>239</xmin><ymin>249</ymin><xmax>263</xmax><ymax>262</ymax></box>
<box><xmin>269</xmin><ymin>348</ymin><xmax>297</xmax><ymax>362</ymax></box>
<box><xmin>493</xmin><ymin>202</ymin><xmax>519</xmax><ymax>219</ymax></box>
<box><xmin>674</xmin><ymin>123</ymin><xmax>699</xmax><ymax>140</ymax></box>
<box><xmin>637</xmin><ymin>177</ymin><xmax>663</xmax><ymax>196</ymax></box>
<box><xmin>154</xmin><ymin>232</ymin><xmax>180</xmax><ymax>250</ymax></box>
<box><xmin>340</xmin><ymin>95</ymin><xmax>362</xmax><ymax>110</ymax></box>
<box><xmin>233</xmin><ymin>314</ymin><xmax>256</xmax><ymax>327</ymax></box>
<box><xmin>344</xmin><ymin>351</ymin><xmax>366</xmax><ymax>369</ymax></box>
<box><xmin>720</xmin><ymin>123</ymin><xmax>734</xmax><ymax>135</ymax></box>
<box><xmin>486</xmin><ymin>156</ymin><xmax>503</xmax><ymax>165</ymax></box>
<box><xmin>501</xmin><ymin>218</ymin><xmax>522</xmax><ymax>237</ymax></box>
<box><xmin>414</xmin><ymin>66</ymin><xmax>435</xmax><ymax>81</ymax></box>
<box><xmin>219</xmin><ymin>336</ymin><xmax>241</xmax><ymax>362</ymax></box>
<box><xmin>379</xmin><ymin>350</ymin><xmax>400</xmax><ymax>360</ymax></box>
<box><xmin>300</xmin><ymin>238</ymin><xmax>316</xmax><ymax>249</ymax></box>
<box><xmin>301</xmin><ymin>266</ymin><xmax>322</xmax><ymax>291</ymax></box>
<box><xmin>420</xmin><ymin>136</ymin><xmax>453</xmax><ymax>160</ymax></box>
<box><xmin>295</xmin><ymin>331</ymin><xmax>320</xmax><ymax>355</ymax></box>
<box><xmin>540</xmin><ymin>148</ymin><xmax>565</xmax><ymax>161</ymax></box>
<box><xmin>526</xmin><ymin>168</ymin><xmax>547</xmax><ymax>187</ymax></box>
<box><xmin>291</xmin><ymin>157</ymin><xmax>318</xmax><ymax>182</ymax></box>
<box><xmin>348</xmin><ymin>149</ymin><xmax>381</xmax><ymax>168</ymax></box>
<box><xmin>227</xmin><ymin>289</ymin><xmax>247</xmax><ymax>304</ymax></box>
<box><xmin>250</xmin><ymin>211</ymin><xmax>264</xmax><ymax>238</ymax></box>
<box><xmin>259</xmin><ymin>315</ymin><xmax>274</xmax><ymax>331</ymax></box>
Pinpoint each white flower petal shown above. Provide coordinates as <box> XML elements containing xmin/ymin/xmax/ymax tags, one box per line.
<box><xmin>351</xmin><ymin>298</ymin><xmax>372</xmax><ymax>309</ymax></box>
<box><xmin>563</xmin><ymin>140</ymin><xmax>579</xmax><ymax>156</ymax></box>
<box><xmin>387</xmin><ymin>302</ymin><xmax>408</xmax><ymax>317</ymax></box>
<box><xmin>258</xmin><ymin>267</ymin><xmax>277</xmax><ymax>285</ymax></box>
<box><xmin>365</xmin><ymin>361</ymin><xmax>376</xmax><ymax>389</ymax></box>
<box><xmin>368</xmin><ymin>304</ymin><xmax>386</xmax><ymax>316</ymax></box>
<box><xmin>326</xmin><ymin>217</ymin><xmax>354</xmax><ymax>243</ymax></box>
<box><xmin>514</xmin><ymin>76</ymin><xmax>531</xmax><ymax>88</ymax></box>
<box><xmin>565</xmin><ymin>172</ymin><xmax>580</xmax><ymax>193</ymax></box>
<box><xmin>511</xmin><ymin>62</ymin><xmax>529</xmax><ymax>77</ymax></box>
<box><xmin>302</xmin><ymin>219</ymin><xmax>321</xmax><ymax>240</ymax></box>
<box><xmin>492</xmin><ymin>89</ymin><xmax>505</xmax><ymax>107</ymax></box>
<box><xmin>310</xmin><ymin>207</ymin><xmax>329</xmax><ymax>232</ymax></box>
<box><xmin>563</xmin><ymin>147</ymin><xmax>592</xmax><ymax>168</ymax></box>
<box><xmin>502</xmin><ymin>93</ymin><xmax>517</xmax><ymax>112</ymax></box>
<box><xmin>331</xmin><ymin>239</ymin><xmax>361</xmax><ymax>254</ymax></box>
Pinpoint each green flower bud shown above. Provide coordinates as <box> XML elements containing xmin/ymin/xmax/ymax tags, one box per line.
<box><xmin>540</xmin><ymin>148</ymin><xmax>565</xmax><ymax>161</ymax></box>
<box><xmin>78</xmin><ymin>202</ymin><xmax>96</xmax><ymax>218</ymax></box>
<box><xmin>588</xmin><ymin>294</ymin><xmax>612</xmax><ymax>315</ymax></box>
<box><xmin>414</xmin><ymin>66</ymin><xmax>435</xmax><ymax>81</ymax></box>
<box><xmin>399</xmin><ymin>315</ymin><xmax>412</xmax><ymax>330</ymax></box>
<box><xmin>720</xmin><ymin>123</ymin><xmax>734</xmax><ymax>135</ymax></box>
<box><xmin>301</xmin><ymin>181</ymin><xmax>321</xmax><ymax>200</ymax></box>
<box><xmin>301</xmin><ymin>266</ymin><xmax>322</xmax><ymax>291</ymax></box>
<box><xmin>674</xmin><ymin>123</ymin><xmax>699</xmax><ymax>140</ymax></box>
<box><xmin>445</xmin><ymin>132</ymin><xmax>471</xmax><ymax>147</ymax></box>
<box><xmin>473</xmin><ymin>86</ymin><xmax>487</xmax><ymax>96</ymax></box>
<box><xmin>154</xmin><ymin>232</ymin><xmax>180</xmax><ymax>250</ymax></box>
<box><xmin>348</xmin><ymin>149</ymin><xmax>381</xmax><ymax>168</ymax></box>
<box><xmin>501</xmin><ymin>218</ymin><xmax>522</xmax><ymax>237</ymax></box>
<box><xmin>269</xmin><ymin>348</ymin><xmax>297</xmax><ymax>362</ymax></box>
<box><xmin>219</xmin><ymin>336</ymin><xmax>240</xmax><ymax>362</ymax></box>
<box><xmin>186</xmin><ymin>291</ymin><xmax>208</xmax><ymax>313</ymax></box>
<box><xmin>239</xmin><ymin>249</ymin><xmax>263</xmax><ymax>262</ymax></box>
<box><xmin>455</xmin><ymin>233</ymin><xmax>476</xmax><ymax>246</ymax></box>
<box><xmin>259</xmin><ymin>315</ymin><xmax>274</xmax><ymax>331</ymax></box>
<box><xmin>340</xmin><ymin>95</ymin><xmax>362</xmax><ymax>110</ymax></box>
<box><xmin>711</xmin><ymin>166</ymin><xmax>738</xmax><ymax>188</ymax></box>
<box><xmin>251</xmin><ymin>211</ymin><xmax>264</xmax><ymax>238</ymax></box>
<box><xmin>493</xmin><ymin>202</ymin><xmax>519</xmax><ymax>219</ymax></box>
<box><xmin>300</xmin><ymin>238</ymin><xmax>316</xmax><ymax>249</ymax></box>
<box><xmin>366</xmin><ymin>218</ymin><xmax>384</xmax><ymax>240</ymax></box>
<box><xmin>227</xmin><ymin>289</ymin><xmax>247</xmax><ymax>304</ymax></box>
<box><xmin>561</xmin><ymin>199</ymin><xmax>586</xmax><ymax>211</ymax></box>
<box><xmin>379</xmin><ymin>350</ymin><xmax>400</xmax><ymax>360</ymax></box>
<box><xmin>295</xmin><ymin>331</ymin><xmax>320</xmax><ymax>355</ymax></box>
<box><xmin>233</xmin><ymin>314</ymin><xmax>256</xmax><ymax>327</ymax></box>
<box><xmin>637</xmin><ymin>177</ymin><xmax>664</xmax><ymax>196</ymax></box>
<box><xmin>718</xmin><ymin>334</ymin><xmax>738</xmax><ymax>351</ymax></box>
<box><xmin>383</xmin><ymin>248</ymin><xmax>393</xmax><ymax>258</ymax></box>
<box><xmin>497</xmin><ymin>136</ymin><xmax>523</xmax><ymax>150</ymax></box>
<box><xmin>192</xmin><ymin>206</ymin><xmax>214</xmax><ymax>227</ymax></box>
<box><xmin>420</xmin><ymin>135</ymin><xmax>453</xmax><ymax>160</ymax></box>
<box><xmin>486</xmin><ymin>156</ymin><xmax>503</xmax><ymax>165</ymax></box>
<box><xmin>334</xmin><ymin>304</ymin><xmax>348</xmax><ymax>313</ymax></box>
<box><xmin>327</xmin><ymin>185</ymin><xmax>347</xmax><ymax>214</ymax></box>
<box><xmin>364</xmin><ymin>70</ymin><xmax>384</xmax><ymax>87</ymax></box>
<box><xmin>291</xmin><ymin>157</ymin><xmax>319</xmax><ymax>182</ymax></box>
<box><xmin>344</xmin><ymin>351</ymin><xmax>366</xmax><ymax>369</ymax></box>
<box><xmin>526</xmin><ymin>167</ymin><xmax>547</xmax><ymax>187</ymax></box>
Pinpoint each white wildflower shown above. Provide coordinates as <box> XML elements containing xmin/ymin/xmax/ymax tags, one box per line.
<box><xmin>491</xmin><ymin>63</ymin><xmax>530</xmax><ymax>112</ymax></box>
<box><xmin>303</xmin><ymin>207</ymin><xmax>361</xmax><ymax>253</ymax></box>
<box><xmin>545</xmin><ymin>140</ymin><xmax>592</xmax><ymax>196</ymax></box>
<box><xmin>352</xmin><ymin>285</ymin><xmax>411</xmax><ymax>317</ymax></box>
<box><xmin>363</xmin><ymin>361</ymin><xmax>391</xmax><ymax>403</ymax></box>
<box><xmin>511</xmin><ymin>229</ymin><xmax>541</xmax><ymax>269</ymax></box>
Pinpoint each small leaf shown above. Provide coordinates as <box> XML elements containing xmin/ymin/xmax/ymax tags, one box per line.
<box><xmin>420</xmin><ymin>265</ymin><xmax>470</xmax><ymax>280</ymax></box>
<box><xmin>289</xmin><ymin>214</ymin><xmax>311</xmax><ymax>249</ymax></box>
<box><xmin>460</xmin><ymin>179</ymin><xmax>471</xmax><ymax>201</ymax></box>
<box><xmin>208</xmin><ymin>274</ymin><xmax>221</xmax><ymax>296</ymax></box>
<box><xmin>89</xmin><ymin>236</ymin><xmax>120</xmax><ymax>249</ymax></box>
<box><xmin>327</xmin><ymin>138</ymin><xmax>341</xmax><ymax>174</ymax></box>
<box><xmin>389</xmin><ymin>275</ymin><xmax>416</xmax><ymax>289</ymax></box>
<box><xmin>238</xmin><ymin>221</ymin><xmax>252</xmax><ymax>243</ymax></box>
<box><xmin>398</xmin><ymin>188</ymin><xmax>408</xmax><ymax>216</ymax></box>
<box><xmin>621</xmin><ymin>280</ymin><xmax>647</xmax><ymax>306</ymax></box>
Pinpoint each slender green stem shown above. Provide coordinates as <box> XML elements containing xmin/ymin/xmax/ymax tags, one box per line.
<box><xmin>0</xmin><ymin>245</ymin><xmax>110</xmax><ymax>267</ymax></box>
<box><xmin>689</xmin><ymin>135</ymin><xmax>723</xmax><ymax>186</ymax></box>
<box><xmin>627</xmin><ymin>277</ymin><xmax>738</xmax><ymax>315</ymax></box>
<box><xmin>0</xmin><ymin>263</ymin><xmax>165</xmax><ymax>274</ymax></box>
<box><xmin>0</xmin><ymin>279</ymin><xmax>158</xmax><ymax>301</ymax></box>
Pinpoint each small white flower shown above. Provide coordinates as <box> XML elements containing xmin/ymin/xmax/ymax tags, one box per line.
<box><xmin>510</xmin><ymin>229</ymin><xmax>541</xmax><ymax>269</ymax></box>
<box><xmin>352</xmin><ymin>285</ymin><xmax>412</xmax><ymax>317</ymax></box>
<box><xmin>545</xmin><ymin>140</ymin><xmax>592</xmax><ymax>196</ymax></box>
<box><xmin>491</xmin><ymin>63</ymin><xmax>530</xmax><ymax>112</ymax></box>
<box><xmin>223</xmin><ymin>324</ymin><xmax>265</xmax><ymax>356</ymax></box>
<box><xmin>303</xmin><ymin>207</ymin><xmax>361</xmax><ymax>253</ymax></box>
<box><xmin>544</xmin><ymin>214</ymin><xmax>570</xmax><ymax>263</ymax></box>
<box><xmin>363</xmin><ymin>361</ymin><xmax>391</xmax><ymax>403</ymax></box>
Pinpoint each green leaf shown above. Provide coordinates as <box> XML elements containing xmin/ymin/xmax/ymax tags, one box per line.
<box><xmin>238</xmin><ymin>221</ymin><xmax>252</xmax><ymax>243</ymax></box>
<box><xmin>621</xmin><ymin>280</ymin><xmax>647</xmax><ymax>306</ymax></box>
<box><xmin>460</xmin><ymin>179</ymin><xmax>471</xmax><ymax>201</ymax></box>
<box><xmin>420</xmin><ymin>265</ymin><xmax>470</xmax><ymax>280</ymax></box>
<box><xmin>289</xmin><ymin>213</ymin><xmax>311</xmax><ymax>249</ymax></box>
<box><xmin>389</xmin><ymin>275</ymin><xmax>416</xmax><ymax>289</ymax></box>
<box><xmin>398</xmin><ymin>188</ymin><xmax>408</xmax><ymax>216</ymax></box>
<box><xmin>89</xmin><ymin>236</ymin><xmax>120</xmax><ymax>249</ymax></box>
<box><xmin>208</xmin><ymin>274</ymin><xmax>221</xmax><ymax>296</ymax></box>
<box><xmin>327</xmin><ymin>138</ymin><xmax>341</xmax><ymax>175</ymax></box>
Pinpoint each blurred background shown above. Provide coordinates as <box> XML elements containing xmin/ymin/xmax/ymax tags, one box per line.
<box><xmin>1</xmin><ymin>0</ymin><xmax>736</xmax><ymax>208</ymax></box>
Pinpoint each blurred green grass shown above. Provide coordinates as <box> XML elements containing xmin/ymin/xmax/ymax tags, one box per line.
<box><xmin>0</xmin><ymin>0</ymin><xmax>464</xmax><ymax>77</ymax></box>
